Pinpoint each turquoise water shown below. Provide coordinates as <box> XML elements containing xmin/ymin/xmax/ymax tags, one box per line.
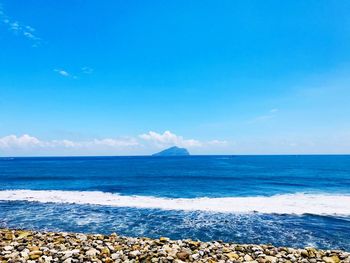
<box><xmin>0</xmin><ymin>155</ymin><xmax>350</xmax><ymax>250</ymax></box>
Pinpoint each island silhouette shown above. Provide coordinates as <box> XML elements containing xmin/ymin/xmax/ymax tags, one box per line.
<box><xmin>152</xmin><ymin>146</ymin><xmax>190</xmax><ymax>156</ymax></box>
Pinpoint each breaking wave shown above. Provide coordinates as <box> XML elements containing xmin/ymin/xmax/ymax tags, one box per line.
<box><xmin>0</xmin><ymin>190</ymin><xmax>350</xmax><ymax>215</ymax></box>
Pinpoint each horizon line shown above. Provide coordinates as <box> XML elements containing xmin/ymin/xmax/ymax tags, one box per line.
<box><xmin>1</xmin><ymin>153</ymin><xmax>350</xmax><ymax>158</ymax></box>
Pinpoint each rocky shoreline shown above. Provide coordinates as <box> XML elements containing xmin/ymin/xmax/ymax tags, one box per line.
<box><xmin>0</xmin><ymin>229</ymin><xmax>349</xmax><ymax>263</ymax></box>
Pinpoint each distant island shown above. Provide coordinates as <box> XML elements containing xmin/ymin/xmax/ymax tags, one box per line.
<box><xmin>152</xmin><ymin>146</ymin><xmax>190</xmax><ymax>156</ymax></box>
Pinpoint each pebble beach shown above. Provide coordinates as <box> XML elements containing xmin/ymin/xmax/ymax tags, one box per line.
<box><xmin>1</xmin><ymin>228</ymin><xmax>349</xmax><ymax>263</ymax></box>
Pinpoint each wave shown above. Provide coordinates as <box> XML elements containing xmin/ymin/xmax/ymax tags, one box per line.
<box><xmin>0</xmin><ymin>190</ymin><xmax>350</xmax><ymax>215</ymax></box>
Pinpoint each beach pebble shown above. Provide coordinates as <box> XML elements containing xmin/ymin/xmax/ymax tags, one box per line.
<box><xmin>176</xmin><ymin>251</ymin><xmax>190</xmax><ymax>260</ymax></box>
<box><xmin>3</xmin><ymin>246</ymin><xmax>13</xmax><ymax>251</ymax></box>
<box><xmin>0</xmin><ymin>228</ymin><xmax>349</xmax><ymax>263</ymax></box>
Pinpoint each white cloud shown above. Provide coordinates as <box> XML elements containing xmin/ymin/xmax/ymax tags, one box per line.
<box><xmin>0</xmin><ymin>134</ymin><xmax>139</xmax><ymax>150</ymax></box>
<box><xmin>0</xmin><ymin>5</ymin><xmax>41</xmax><ymax>46</ymax></box>
<box><xmin>0</xmin><ymin>134</ymin><xmax>42</xmax><ymax>148</ymax></box>
<box><xmin>0</xmin><ymin>131</ymin><xmax>228</xmax><ymax>156</ymax></box>
<box><xmin>139</xmin><ymin>130</ymin><xmax>202</xmax><ymax>148</ymax></box>
<box><xmin>54</xmin><ymin>69</ymin><xmax>70</xmax><ymax>77</ymax></box>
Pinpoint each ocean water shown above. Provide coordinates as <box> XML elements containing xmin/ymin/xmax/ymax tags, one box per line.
<box><xmin>0</xmin><ymin>155</ymin><xmax>350</xmax><ymax>250</ymax></box>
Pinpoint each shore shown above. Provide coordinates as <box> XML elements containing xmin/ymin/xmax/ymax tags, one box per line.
<box><xmin>1</xmin><ymin>229</ymin><xmax>349</xmax><ymax>263</ymax></box>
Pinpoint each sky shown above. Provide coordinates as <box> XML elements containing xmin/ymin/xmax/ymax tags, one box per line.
<box><xmin>1</xmin><ymin>0</ymin><xmax>350</xmax><ymax>156</ymax></box>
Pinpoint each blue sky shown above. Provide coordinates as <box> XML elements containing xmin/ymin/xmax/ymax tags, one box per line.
<box><xmin>1</xmin><ymin>0</ymin><xmax>350</xmax><ymax>156</ymax></box>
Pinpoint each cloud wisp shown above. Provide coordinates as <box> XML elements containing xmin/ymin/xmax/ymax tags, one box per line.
<box><xmin>0</xmin><ymin>4</ymin><xmax>41</xmax><ymax>46</ymax></box>
<box><xmin>81</xmin><ymin>67</ymin><xmax>94</xmax><ymax>74</ymax></box>
<box><xmin>54</xmin><ymin>69</ymin><xmax>71</xmax><ymax>77</ymax></box>
<box><xmin>54</xmin><ymin>67</ymin><xmax>94</xmax><ymax>78</ymax></box>
<box><xmin>248</xmin><ymin>108</ymin><xmax>279</xmax><ymax>124</ymax></box>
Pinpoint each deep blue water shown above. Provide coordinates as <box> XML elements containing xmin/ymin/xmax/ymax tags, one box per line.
<box><xmin>0</xmin><ymin>155</ymin><xmax>350</xmax><ymax>250</ymax></box>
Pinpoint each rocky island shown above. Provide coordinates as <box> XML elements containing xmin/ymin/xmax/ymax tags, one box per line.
<box><xmin>152</xmin><ymin>146</ymin><xmax>190</xmax><ymax>156</ymax></box>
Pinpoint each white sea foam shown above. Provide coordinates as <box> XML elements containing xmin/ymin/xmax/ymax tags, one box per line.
<box><xmin>0</xmin><ymin>190</ymin><xmax>350</xmax><ymax>215</ymax></box>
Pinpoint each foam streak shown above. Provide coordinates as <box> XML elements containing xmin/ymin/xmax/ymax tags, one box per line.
<box><xmin>0</xmin><ymin>190</ymin><xmax>349</xmax><ymax>215</ymax></box>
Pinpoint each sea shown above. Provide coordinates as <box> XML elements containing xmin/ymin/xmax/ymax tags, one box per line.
<box><xmin>0</xmin><ymin>155</ymin><xmax>350</xmax><ymax>250</ymax></box>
